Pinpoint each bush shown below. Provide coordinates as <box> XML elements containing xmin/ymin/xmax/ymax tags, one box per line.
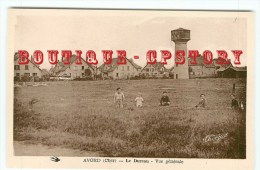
<box><xmin>161</xmin><ymin>74</ymin><xmax>169</xmax><ymax>79</ymax></box>
<box><xmin>74</xmin><ymin>76</ymin><xmax>94</xmax><ymax>81</ymax></box>
<box><xmin>130</xmin><ymin>75</ymin><xmax>142</xmax><ymax>80</ymax></box>
<box><xmin>20</xmin><ymin>75</ymin><xmax>31</xmax><ymax>82</ymax></box>
<box><xmin>34</xmin><ymin>76</ymin><xmax>40</xmax><ymax>82</ymax></box>
<box><xmin>169</xmin><ymin>73</ymin><xmax>174</xmax><ymax>78</ymax></box>
<box><xmin>14</xmin><ymin>76</ymin><xmax>20</xmax><ymax>82</ymax></box>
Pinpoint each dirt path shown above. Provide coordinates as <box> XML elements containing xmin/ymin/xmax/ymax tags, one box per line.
<box><xmin>14</xmin><ymin>141</ymin><xmax>101</xmax><ymax>157</ymax></box>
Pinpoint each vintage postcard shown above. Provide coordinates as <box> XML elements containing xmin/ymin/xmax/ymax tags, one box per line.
<box><xmin>7</xmin><ymin>9</ymin><xmax>254</xmax><ymax>169</ymax></box>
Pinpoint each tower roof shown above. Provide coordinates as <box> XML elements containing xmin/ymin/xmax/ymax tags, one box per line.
<box><xmin>172</xmin><ymin>28</ymin><xmax>190</xmax><ymax>31</ymax></box>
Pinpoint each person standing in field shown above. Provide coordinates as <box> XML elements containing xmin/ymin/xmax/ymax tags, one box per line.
<box><xmin>231</xmin><ymin>94</ymin><xmax>239</xmax><ymax>110</ymax></box>
<box><xmin>195</xmin><ymin>94</ymin><xmax>207</xmax><ymax>108</ymax></box>
<box><xmin>135</xmin><ymin>93</ymin><xmax>144</xmax><ymax>107</ymax></box>
<box><xmin>160</xmin><ymin>91</ymin><xmax>170</xmax><ymax>106</ymax></box>
<box><xmin>114</xmin><ymin>87</ymin><xmax>125</xmax><ymax>108</ymax></box>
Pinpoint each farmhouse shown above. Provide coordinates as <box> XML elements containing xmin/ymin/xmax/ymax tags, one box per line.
<box><xmin>98</xmin><ymin>58</ymin><xmax>142</xmax><ymax>80</ymax></box>
<box><xmin>14</xmin><ymin>52</ymin><xmax>42</xmax><ymax>81</ymax></box>
<box><xmin>217</xmin><ymin>65</ymin><xmax>247</xmax><ymax>78</ymax></box>
<box><xmin>141</xmin><ymin>62</ymin><xmax>170</xmax><ymax>78</ymax></box>
<box><xmin>188</xmin><ymin>55</ymin><xmax>231</xmax><ymax>78</ymax></box>
<box><xmin>49</xmin><ymin>55</ymin><xmax>95</xmax><ymax>79</ymax></box>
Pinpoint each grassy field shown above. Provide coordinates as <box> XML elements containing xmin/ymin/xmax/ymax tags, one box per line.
<box><xmin>14</xmin><ymin>79</ymin><xmax>246</xmax><ymax>158</ymax></box>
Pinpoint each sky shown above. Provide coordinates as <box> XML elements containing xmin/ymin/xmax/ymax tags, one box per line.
<box><xmin>14</xmin><ymin>10</ymin><xmax>247</xmax><ymax>70</ymax></box>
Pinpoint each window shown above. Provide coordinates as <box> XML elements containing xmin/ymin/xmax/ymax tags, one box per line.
<box><xmin>16</xmin><ymin>73</ymin><xmax>20</xmax><ymax>77</ymax></box>
<box><xmin>33</xmin><ymin>73</ymin><xmax>37</xmax><ymax>77</ymax></box>
<box><xmin>82</xmin><ymin>66</ymin><xmax>84</xmax><ymax>70</ymax></box>
<box><xmin>127</xmin><ymin>66</ymin><xmax>130</xmax><ymax>71</ymax></box>
<box><xmin>25</xmin><ymin>65</ymin><xmax>29</xmax><ymax>70</ymax></box>
<box><xmin>116</xmin><ymin>73</ymin><xmax>119</xmax><ymax>77</ymax></box>
<box><xmin>24</xmin><ymin>73</ymin><xmax>30</xmax><ymax>76</ymax></box>
<box><xmin>121</xmin><ymin>66</ymin><xmax>124</xmax><ymax>71</ymax></box>
<box><xmin>146</xmin><ymin>68</ymin><xmax>149</xmax><ymax>72</ymax></box>
<box><xmin>82</xmin><ymin>73</ymin><xmax>84</xmax><ymax>76</ymax></box>
<box><xmin>74</xmin><ymin>66</ymin><xmax>77</xmax><ymax>71</ymax></box>
<box><xmin>14</xmin><ymin>65</ymin><xmax>20</xmax><ymax>70</ymax></box>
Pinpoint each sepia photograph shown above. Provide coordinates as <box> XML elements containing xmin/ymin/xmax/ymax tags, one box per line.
<box><xmin>6</xmin><ymin>9</ymin><xmax>255</xmax><ymax>169</ymax></box>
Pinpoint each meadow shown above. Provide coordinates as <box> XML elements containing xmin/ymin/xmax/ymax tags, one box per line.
<box><xmin>13</xmin><ymin>78</ymin><xmax>246</xmax><ymax>158</ymax></box>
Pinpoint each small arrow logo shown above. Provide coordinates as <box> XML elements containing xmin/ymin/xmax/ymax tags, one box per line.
<box><xmin>50</xmin><ymin>156</ymin><xmax>60</xmax><ymax>162</ymax></box>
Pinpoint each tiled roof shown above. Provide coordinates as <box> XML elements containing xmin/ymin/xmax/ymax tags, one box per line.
<box><xmin>188</xmin><ymin>55</ymin><xmax>204</xmax><ymax>66</ymax></box>
<box><xmin>188</xmin><ymin>55</ymin><xmax>231</xmax><ymax>68</ymax></box>
<box><xmin>99</xmin><ymin>58</ymin><xmax>142</xmax><ymax>73</ymax></box>
<box><xmin>14</xmin><ymin>52</ymin><xmax>42</xmax><ymax>71</ymax></box>
<box><xmin>172</xmin><ymin>28</ymin><xmax>190</xmax><ymax>31</ymax></box>
<box><xmin>50</xmin><ymin>55</ymin><xmax>95</xmax><ymax>74</ymax></box>
<box><xmin>128</xmin><ymin>59</ymin><xmax>142</xmax><ymax>69</ymax></box>
<box><xmin>142</xmin><ymin>62</ymin><xmax>171</xmax><ymax>72</ymax></box>
<box><xmin>217</xmin><ymin>64</ymin><xmax>247</xmax><ymax>72</ymax></box>
<box><xmin>41</xmin><ymin>69</ymin><xmax>49</xmax><ymax>75</ymax></box>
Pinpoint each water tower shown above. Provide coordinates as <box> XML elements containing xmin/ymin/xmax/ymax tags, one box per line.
<box><xmin>171</xmin><ymin>28</ymin><xmax>190</xmax><ymax>79</ymax></box>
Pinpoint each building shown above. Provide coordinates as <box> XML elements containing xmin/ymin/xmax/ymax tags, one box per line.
<box><xmin>98</xmin><ymin>58</ymin><xmax>142</xmax><ymax>80</ymax></box>
<box><xmin>217</xmin><ymin>65</ymin><xmax>247</xmax><ymax>78</ymax></box>
<box><xmin>188</xmin><ymin>55</ymin><xmax>231</xmax><ymax>78</ymax></box>
<box><xmin>188</xmin><ymin>55</ymin><xmax>218</xmax><ymax>78</ymax></box>
<box><xmin>141</xmin><ymin>62</ymin><xmax>170</xmax><ymax>78</ymax></box>
<box><xmin>14</xmin><ymin>53</ymin><xmax>42</xmax><ymax>81</ymax></box>
<box><xmin>171</xmin><ymin>28</ymin><xmax>190</xmax><ymax>79</ymax></box>
<box><xmin>49</xmin><ymin>55</ymin><xmax>95</xmax><ymax>79</ymax></box>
